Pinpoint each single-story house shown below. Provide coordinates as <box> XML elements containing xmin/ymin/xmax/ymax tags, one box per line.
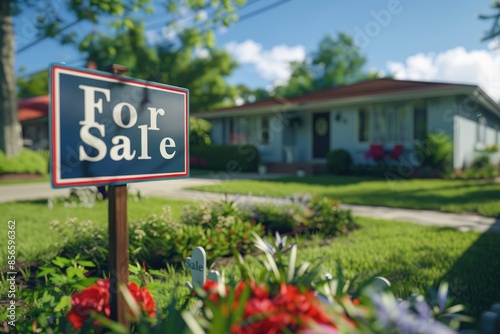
<box><xmin>18</xmin><ymin>95</ymin><xmax>49</xmax><ymax>150</ymax></box>
<box><xmin>195</xmin><ymin>79</ymin><xmax>500</xmax><ymax>172</ymax></box>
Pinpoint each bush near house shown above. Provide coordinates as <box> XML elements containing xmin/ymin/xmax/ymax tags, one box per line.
<box><xmin>326</xmin><ymin>149</ymin><xmax>353</xmax><ymax>175</ymax></box>
<box><xmin>0</xmin><ymin>148</ymin><xmax>48</xmax><ymax>175</ymax></box>
<box><xmin>415</xmin><ymin>132</ymin><xmax>453</xmax><ymax>176</ymax></box>
<box><xmin>190</xmin><ymin>145</ymin><xmax>260</xmax><ymax>172</ymax></box>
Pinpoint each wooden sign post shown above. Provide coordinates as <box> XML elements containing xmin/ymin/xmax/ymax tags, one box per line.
<box><xmin>108</xmin><ymin>184</ymin><xmax>129</xmax><ymax>326</ymax></box>
<box><xmin>106</xmin><ymin>64</ymin><xmax>130</xmax><ymax>327</ymax></box>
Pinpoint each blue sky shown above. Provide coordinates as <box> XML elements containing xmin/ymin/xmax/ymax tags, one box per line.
<box><xmin>14</xmin><ymin>0</ymin><xmax>500</xmax><ymax>99</ymax></box>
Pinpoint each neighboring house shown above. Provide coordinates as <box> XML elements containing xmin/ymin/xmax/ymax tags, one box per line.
<box><xmin>18</xmin><ymin>95</ymin><xmax>49</xmax><ymax>150</ymax></box>
<box><xmin>195</xmin><ymin>79</ymin><xmax>500</xmax><ymax>172</ymax></box>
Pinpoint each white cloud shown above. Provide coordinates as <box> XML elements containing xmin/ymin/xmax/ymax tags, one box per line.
<box><xmin>386</xmin><ymin>45</ymin><xmax>500</xmax><ymax>101</ymax></box>
<box><xmin>226</xmin><ymin>39</ymin><xmax>306</xmax><ymax>85</ymax></box>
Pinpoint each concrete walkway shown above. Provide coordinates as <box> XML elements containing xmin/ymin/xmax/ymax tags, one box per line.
<box><xmin>1</xmin><ymin>176</ymin><xmax>498</xmax><ymax>233</ymax></box>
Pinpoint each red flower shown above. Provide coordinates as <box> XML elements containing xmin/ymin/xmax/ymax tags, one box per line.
<box><xmin>67</xmin><ymin>281</ymin><xmax>110</xmax><ymax>329</ymax></box>
<box><xmin>229</xmin><ymin>283</ymin><xmax>336</xmax><ymax>334</ymax></box>
<box><xmin>67</xmin><ymin>279</ymin><xmax>156</xmax><ymax>329</ymax></box>
<box><xmin>128</xmin><ymin>281</ymin><xmax>156</xmax><ymax>318</ymax></box>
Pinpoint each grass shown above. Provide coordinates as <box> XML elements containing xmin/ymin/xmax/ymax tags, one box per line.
<box><xmin>0</xmin><ymin>174</ymin><xmax>49</xmax><ymax>185</ymax></box>
<box><xmin>294</xmin><ymin>218</ymin><xmax>500</xmax><ymax>318</ymax></box>
<box><xmin>1</xmin><ymin>194</ymin><xmax>498</xmax><ymax>319</ymax></box>
<box><xmin>207</xmin><ymin>217</ymin><xmax>499</xmax><ymax>319</ymax></box>
<box><xmin>0</xmin><ymin>196</ymin><xmax>192</xmax><ymax>267</ymax></box>
<box><xmin>189</xmin><ymin>175</ymin><xmax>500</xmax><ymax>217</ymax></box>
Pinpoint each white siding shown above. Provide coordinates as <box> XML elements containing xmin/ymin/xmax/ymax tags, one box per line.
<box><xmin>454</xmin><ymin>115</ymin><xmax>477</xmax><ymax>169</ymax></box>
<box><xmin>427</xmin><ymin>97</ymin><xmax>455</xmax><ymax>139</ymax></box>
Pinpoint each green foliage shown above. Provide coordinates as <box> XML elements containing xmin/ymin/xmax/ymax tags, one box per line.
<box><xmin>252</xmin><ymin>204</ymin><xmax>304</xmax><ymax>234</ymax></box>
<box><xmin>308</xmin><ymin>197</ymin><xmax>358</xmax><ymax>235</ymax></box>
<box><xmin>189</xmin><ymin>116</ymin><xmax>212</xmax><ymax>146</ymax></box>
<box><xmin>190</xmin><ymin>144</ymin><xmax>259</xmax><ymax>171</ymax></box>
<box><xmin>274</xmin><ymin>33</ymin><xmax>375</xmax><ymax>98</ymax></box>
<box><xmin>117</xmin><ymin>234</ymin><xmax>470</xmax><ymax>333</ymax></box>
<box><xmin>485</xmin><ymin>143</ymin><xmax>499</xmax><ymax>153</ymax></box>
<box><xmin>471</xmin><ymin>154</ymin><xmax>490</xmax><ymax>169</ymax></box>
<box><xmin>177</xmin><ymin>200</ymin><xmax>262</xmax><ymax>262</ymax></box>
<box><xmin>129</xmin><ymin>207</ymin><xmax>181</xmax><ymax>268</ymax></box>
<box><xmin>17</xmin><ymin>70</ymin><xmax>49</xmax><ymax>98</ymax></box>
<box><xmin>0</xmin><ymin>148</ymin><xmax>48</xmax><ymax>175</ymax></box>
<box><xmin>326</xmin><ymin>149</ymin><xmax>353</xmax><ymax>175</ymax></box>
<box><xmin>415</xmin><ymin>132</ymin><xmax>453</xmax><ymax>174</ymax></box>
<box><xmin>449</xmin><ymin>155</ymin><xmax>499</xmax><ymax>180</ymax></box>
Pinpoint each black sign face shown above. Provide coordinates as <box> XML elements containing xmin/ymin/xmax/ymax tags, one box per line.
<box><xmin>50</xmin><ymin>64</ymin><xmax>189</xmax><ymax>188</ymax></box>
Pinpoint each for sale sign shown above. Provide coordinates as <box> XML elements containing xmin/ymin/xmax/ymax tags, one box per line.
<box><xmin>49</xmin><ymin>64</ymin><xmax>189</xmax><ymax>188</ymax></box>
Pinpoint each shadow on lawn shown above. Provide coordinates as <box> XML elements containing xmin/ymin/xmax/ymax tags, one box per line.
<box><xmin>436</xmin><ymin>221</ymin><xmax>500</xmax><ymax>320</ymax></box>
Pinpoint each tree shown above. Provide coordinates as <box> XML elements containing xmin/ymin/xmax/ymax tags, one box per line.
<box><xmin>480</xmin><ymin>1</ymin><xmax>500</xmax><ymax>41</ymax></box>
<box><xmin>18</xmin><ymin>22</ymin><xmax>241</xmax><ymax>112</ymax></box>
<box><xmin>17</xmin><ymin>69</ymin><xmax>48</xmax><ymax>98</ymax></box>
<box><xmin>274</xmin><ymin>33</ymin><xmax>377</xmax><ymax>98</ymax></box>
<box><xmin>1</xmin><ymin>0</ymin><xmax>152</xmax><ymax>156</ymax></box>
<box><xmin>0</xmin><ymin>1</ymin><xmax>20</xmax><ymax>156</ymax></box>
<box><xmin>1</xmin><ymin>0</ymin><xmax>246</xmax><ymax>156</ymax></box>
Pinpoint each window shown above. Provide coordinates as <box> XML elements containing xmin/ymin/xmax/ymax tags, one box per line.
<box><xmin>413</xmin><ymin>105</ymin><xmax>427</xmax><ymax>141</ymax></box>
<box><xmin>229</xmin><ymin>117</ymin><xmax>249</xmax><ymax>144</ymax></box>
<box><xmin>260</xmin><ymin>116</ymin><xmax>270</xmax><ymax>145</ymax></box>
<box><xmin>371</xmin><ymin>105</ymin><xmax>408</xmax><ymax>143</ymax></box>
<box><xmin>358</xmin><ymin>109</ymin><xmax>369</xmax><ymax>142</ymax></box>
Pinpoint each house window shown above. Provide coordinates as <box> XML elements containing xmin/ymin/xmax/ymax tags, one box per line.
<box><xmin>371</xmin><ymin>105</ymin><xmax>408</xmax><ymax>143</ymax></box>
<box><xmin>358</xmin><ymin>109</ymin><xmax>369</xmax><ymax>142</ymax></box>
<box><xmin>229</xmin><ymin>117</ymin><xmax>249</xmax><ymax>144</ymax></box>
<box><xmin>413</xmin><ymin>105</ymin><xmax>427</xmax><ymax>141</ymax></box>
<box><xmin>260</xmin><ymin>116</ymin><xmax>270</xmax><ymax>145</ymax></box>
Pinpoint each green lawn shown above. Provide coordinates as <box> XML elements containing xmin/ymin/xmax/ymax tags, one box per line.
<box><xmin>1</xmin><ymin>195</ymin><xmax>498</xmax><ymax>319</ymax></box>
<box><xmin>0</xmin><ymin>196</ymin><xmax>191</xmax><ymax>267</ymax></box>
<box><xmin>190</xmin><ymin>176</ymin><xmax>500</xmax><ymax>217</ymax></box>
<box><xmin>0</xmin><ymin>174</ymin><xmax>49</xmax><ymax>186</ymax></box>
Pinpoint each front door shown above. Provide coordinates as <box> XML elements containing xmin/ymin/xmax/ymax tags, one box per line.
<box><xmin>312</xmin><ymin>112</ymin><xmax>330</xmax><ymax>159</ymax></box>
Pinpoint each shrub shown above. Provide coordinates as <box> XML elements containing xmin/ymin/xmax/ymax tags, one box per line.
<box><xmin>178</xmin><ymin>200</ymin><xmax>262</xmax><ymax>263</ymax></box>
<box><xmin>471</xmin><ymin>154</ymin><xmax>490</xmax><ymax>169</ymax></box>
<box><xmin>190</xmin><ymin>116</ymin><xmax>212</xmax><ymax>146</ymax></box>
<box><xmin>415</xmin><ymin>132</ymin><xmax>453</xmax><ymax>174</ymax></box>
<box><xmin>326</xmin><ymin>149</ymin><xmax>352</xmax><ymax>175</ymax></box>
<box><xmin>129</xmin><ymin>207</ymin><xmax>181</xmax><ymax>268</ymax></box>
<box><xmin>190</xmin><ymin>145</ymin><xmax>259</xmax><ymax>171</ymax></box>
<box><xmin>0</xmin><ymin>148</ymin><xmax>48</xmax><ymax>175</ymax></box>
<box><xmin>308</xmin><ymin>197</ymin><xmax>358</xmax><ymax>235</ymax></box>
<box><xmin>252</xmin><ymin>204</ymin><xmax>305</xmax><ymax>234</ymax></box>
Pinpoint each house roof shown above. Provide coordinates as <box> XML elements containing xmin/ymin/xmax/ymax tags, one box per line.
<box><xmin>195</xmin><ymin>78</ymin><xmax>500</xmax><ymax>118</ymax></box>
<box><xmin>18</xmin><ymin>95</ymin><xmax>49</xmax><ymax>122</ymax></box>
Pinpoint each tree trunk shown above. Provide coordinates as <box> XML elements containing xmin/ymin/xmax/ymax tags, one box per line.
<box><xmin>0</xmin><ymin>0</ymin><xmax>22</xmax><ymax>156</ymax></box>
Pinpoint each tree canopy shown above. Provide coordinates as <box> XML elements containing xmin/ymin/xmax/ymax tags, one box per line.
<box><xmin>273</xmin><ymin>33</ymin><xmax>377</xmax><ymax>99</ymax></box>
<box><xmin>2</xmin><ymin>0</ymin><xmax>247</xmax><ymax>155</ymax></box>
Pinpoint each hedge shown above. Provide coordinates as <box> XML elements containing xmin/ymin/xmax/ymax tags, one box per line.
<box><xmin>190</xmin><ymin>145</ymin><xmax>259</xmax><ymax>172</ymax></box>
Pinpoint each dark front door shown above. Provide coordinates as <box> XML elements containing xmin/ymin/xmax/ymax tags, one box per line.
<box><xmin>312</xmin><ymin>112</ymin><xmax>330</xmax><ymax>159</ymax></box>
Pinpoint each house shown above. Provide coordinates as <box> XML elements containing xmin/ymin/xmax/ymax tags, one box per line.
<box><xmin>18</xmin><ymin>95</ymin><xmax>49</xmax><ymax>150</ymax></box>
<box><xmin>194</xmin><ymin>79</ymin><xmax>500</xmax><ymax>173</ymax></box>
